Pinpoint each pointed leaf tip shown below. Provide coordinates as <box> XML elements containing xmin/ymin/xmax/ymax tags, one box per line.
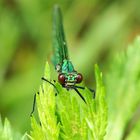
<box><xmin>95</xmin><ymin>64</ymin><xmax>102</xmax><ymax>81</ymax></box>
<box><xmin>44</xmin><ymin>61</ymin><xmax>51</xmax><ymax>80</ymax></box>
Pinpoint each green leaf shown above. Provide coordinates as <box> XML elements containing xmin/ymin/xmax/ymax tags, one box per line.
<box><xmin>0</xmin><ymin>117</ymin><xmax>27</xmax><ymax>140</ymax></box>
<box><xmin>30</xmin><ymin>62</ymin><xmax>60</xmax><ymax>140</ymax></box>
<box><xmin>84</xmin><ymin>65</ymin><xmax>107</xmax><ymax>140</ymax></box>
<box><xmin>56</xmin><ymin>85</ymin><xmax>88</xmax><ymax>140</ymax></box>
<box><xmin>105</xmin><ymin>37</ymin><xmax>140</xmax><ymax>140</ymax></box>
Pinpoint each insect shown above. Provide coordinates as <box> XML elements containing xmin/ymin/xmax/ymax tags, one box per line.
<box><xmin>42</xmin><ymin>5</ymin><xmax>95</xmax><ymax>101</ymax></box>
<box><xmin>31</xmin><ymin>5</ymin><xmax>95</xmax><ymax>115</ymax></box>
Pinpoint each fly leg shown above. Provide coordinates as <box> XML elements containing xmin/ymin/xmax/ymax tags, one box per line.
<box><xmin>73</xmin><ymin>87</ymin><xmax>86</xmax><ymax>103</ymax></box>
<box><xmin>74</xmin><ymin>85</ymin><xmax>95</xmax><ymax>98</ymax></box>
<box><xmin>41</xmin><ymin>77</ymin><xmax>59</xmax><ymax>94</ymax></box>
<box><xmin>30</xmin><ymin>92</ymin><xmax>42</xmax><ymax>126</ymax></box>
<box><xmin>30</xmin><ymin>77</ymin><xmax>58</xmax><ymax>115</ymax></box>
<box><xmin>30</xmin><ymin>92</ymin><xmax>39</xmax><ymax>116</ymax></box>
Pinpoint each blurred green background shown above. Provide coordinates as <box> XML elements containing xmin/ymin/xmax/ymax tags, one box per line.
<box><xmin>0</xmin><ymin>0</ymin><xmax>140</xmax><ymax>139</ymax></box>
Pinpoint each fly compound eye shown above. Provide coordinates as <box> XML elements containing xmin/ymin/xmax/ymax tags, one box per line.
<box><xmin>76</xmin><ymin>73</ymin><xmax>83</xmax><ymax>83</ymax></box>
<box><xmin>58</xmin><ymin>74</ymin><xmax>65</xmax><ymax>85</ymax></box>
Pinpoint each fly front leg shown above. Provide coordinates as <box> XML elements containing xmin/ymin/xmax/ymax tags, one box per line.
<box><xmin>73</xmin><ymin>87</ymin><xmax>86</xmax><ymax>103</ymax></box>
<box><xmin>41</xmin><ymin>77</ymin><xmax>59</xmax><ymax>94</ymax></box>
<box><xmin>74</xmin><ymin>85</ymin><xmax>95</xmax><ymax>98</ymax></box>
<box><xmin>30</xmin><ymin>77</ymin><xmax>58</xmax><ymax>116</ymax></box>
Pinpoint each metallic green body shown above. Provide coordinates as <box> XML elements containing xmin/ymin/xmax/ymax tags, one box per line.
<box><xmin>52</xmin><ymin>5</ymin><xmax>68</xmax><ymax>67</ymax></box>
<box><xmin>52</xmin><ymin>5</ymin><xmax>78</xmax><ymax>86</ymax></box>
<box><xmin>61</xmin><ymin>59</ymin><xmax>74</xmax><ymax>73</ymax></box>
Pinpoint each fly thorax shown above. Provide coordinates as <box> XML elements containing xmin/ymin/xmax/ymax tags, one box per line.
<box><xmin>62</xmin><ymin>60</ymin><xmax>75</xmax><ymax>73</ymax></box>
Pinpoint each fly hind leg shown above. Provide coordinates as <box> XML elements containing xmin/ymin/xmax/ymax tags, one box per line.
<box><xmin>30</xmin><ymin>92</ymin><xmax>39</xmax><ymax>116</ymax></box>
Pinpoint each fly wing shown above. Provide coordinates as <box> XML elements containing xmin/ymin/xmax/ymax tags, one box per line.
<box><xmin>52</xmin><ymin>5</ymin><xmax>69</xmax><ymax>68</ymax></box>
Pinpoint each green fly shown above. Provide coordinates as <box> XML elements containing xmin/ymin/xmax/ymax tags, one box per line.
<box><xmin>31</xmin><ymin>5</ymin><xmax>95</xmax><ymax>115</ymax></box>
<box><xmin>42</xmin><ymin>5</ymin><xmax>95</xmax><ymax>102</ymax></box>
